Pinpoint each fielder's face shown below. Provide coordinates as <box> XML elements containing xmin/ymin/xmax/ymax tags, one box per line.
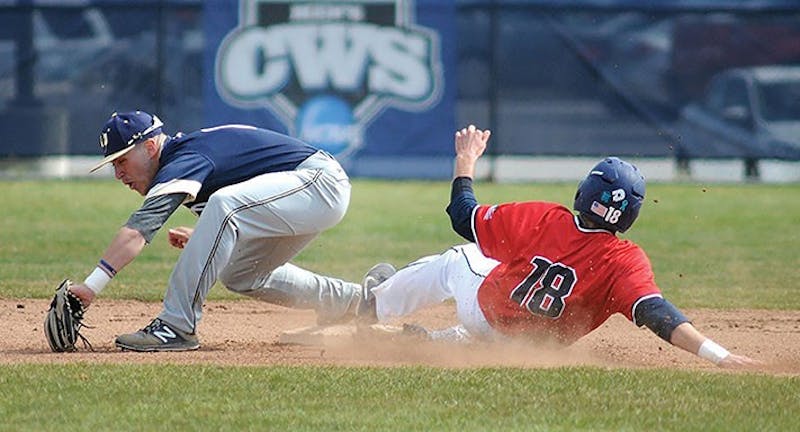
<box><xmin>111</xmin><ymin>139</ymin><xmax>160</xmax><ymax>196</ymax></box>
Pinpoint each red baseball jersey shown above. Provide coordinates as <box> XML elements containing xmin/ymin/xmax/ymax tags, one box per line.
<box><xmin>472</xmin><ymin>201</ymin><xmax>661</xmax><ymax>345</ymax></box>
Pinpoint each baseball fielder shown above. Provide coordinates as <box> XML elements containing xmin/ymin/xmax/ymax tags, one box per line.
<box><xmin>361</xmin><ymin>125</ymin><xmax>761</xmax><ymax>369</ymax></box>
<box><xmin>65</xmin><ymin>110</ymin><xmax>366</xmax><ymax>351</ymax></box>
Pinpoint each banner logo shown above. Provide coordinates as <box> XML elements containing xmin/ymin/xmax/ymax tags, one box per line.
<box><xmin>215</xmin><ymin>0</ymin><xmax>443</xmax><ymax>157</ymax></box>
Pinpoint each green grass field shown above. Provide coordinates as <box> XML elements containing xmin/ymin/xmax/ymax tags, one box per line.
<box><xmin>1</xmin><ymin>179</ymin><xmax>799</xmax><ymax>431</ymax></box>
<box><xmin>3</xmin><ymin>365</ymin><xmax>798</xmax><ymax>431</ymax></box>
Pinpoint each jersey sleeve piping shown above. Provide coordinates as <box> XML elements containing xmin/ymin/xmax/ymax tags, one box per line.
<box><xmin>470</xmin><ymin>204</ymin><xmax>482</xmax><ymax>248</ymax></box>
<box><xmin>146</xmin><ymin>179</ymin><xmax>203</xmax><ymax>202</ymax></box>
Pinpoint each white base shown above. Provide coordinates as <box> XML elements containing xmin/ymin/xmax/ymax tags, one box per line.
<box><xmin>279</xmin><ymin>323</ymin><xmax>402</xmax><ymax>346</ymax></box>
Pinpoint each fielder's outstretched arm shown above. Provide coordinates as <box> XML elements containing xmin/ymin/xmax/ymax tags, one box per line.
<box><xmin>69</xmin><ymin>192</ymin><xmax>187</xmax><ymax>306</ymax></box>
<box><xmin>69</xmin><ymin>227</ymin><xmax>146</xmax><ymax>306</ymax></box>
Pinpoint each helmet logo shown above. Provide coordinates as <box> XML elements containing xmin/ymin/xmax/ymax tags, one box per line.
<box><xmin>576</xmin><ymin>158</ymin><xmax>644</xmax><ymax>233</ymax></box>
<box><xmin>591</xmin><ymin>201</ymin><xmax>609</xmax><ymax>218</ymax></box>
<box><xmin>591</xmin><ymin>200</ymin><xmax>623</xmax><ymax>225</ymax></box>
<box><xmin>99</xmin><ymin>132</ymin><xmax>108</xmax><ymax>150</ymax></box>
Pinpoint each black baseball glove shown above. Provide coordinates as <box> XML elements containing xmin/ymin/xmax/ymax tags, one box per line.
<box><xmin>44</xmin><ymin>279</ymin><xmax>92</xmax><ymax>352</ymax></box>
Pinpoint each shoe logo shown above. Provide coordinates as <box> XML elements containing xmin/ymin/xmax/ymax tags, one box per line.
<box><xmin>152</xmin><ymin>326</ymin><xmax>177</xmax><ymax>343</ymax></box>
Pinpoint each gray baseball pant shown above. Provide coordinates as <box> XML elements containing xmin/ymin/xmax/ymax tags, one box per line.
<box><xmin>158</xmin><ymin>151</ymin><xmax>359</xmax><ymax>333</ymax></box>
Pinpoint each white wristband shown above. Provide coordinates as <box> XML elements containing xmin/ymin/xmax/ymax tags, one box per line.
<box><xmin>84</xmin><ymin>266</ymin><xmax>112</xmax><ymax>294</ymax></box>
<box><xmin>697</xmin><ymin>339</ymin><xmax>730</xmax><ymax>365</ymax></box>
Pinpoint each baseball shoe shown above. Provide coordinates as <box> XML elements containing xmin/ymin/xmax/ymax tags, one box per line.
<box><xmin>115</xmin><ymin>318</ymin><xmax>199</xmax><ymax>352</ymax></box>
<box><xmin>356</xmin><ymin>263</ymin><xmax>396</xmax><ymax>324</ymax></box>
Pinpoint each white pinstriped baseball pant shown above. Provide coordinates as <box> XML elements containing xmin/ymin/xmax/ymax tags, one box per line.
<box><xmin>372</xmin><ymin>243</ymin><xmax>505</xmax><ymax>341</ymax></box>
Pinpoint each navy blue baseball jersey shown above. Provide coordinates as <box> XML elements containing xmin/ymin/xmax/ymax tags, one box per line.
<box><xmin>145</xmin><ymin>124</ymin><xmax>318</xmax><ymax>213</ymax></box>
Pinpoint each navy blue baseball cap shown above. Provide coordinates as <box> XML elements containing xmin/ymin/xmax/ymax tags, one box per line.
<box><xmin>90</xmin><ymin>110</ymin><xmax>164</xmax><ymax>172</ymax></box>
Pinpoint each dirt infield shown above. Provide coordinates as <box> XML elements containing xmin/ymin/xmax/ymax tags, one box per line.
<box><xmin>3</xmin><ymin>299</ymin><xmax>799</xmax><ymax>375</ymax></box>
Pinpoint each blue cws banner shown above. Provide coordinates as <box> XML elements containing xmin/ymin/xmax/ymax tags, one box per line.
<box><xmin>204</xmin><ymin>0</ymin><xmax>456</xmax><ymax>178</ymax></box>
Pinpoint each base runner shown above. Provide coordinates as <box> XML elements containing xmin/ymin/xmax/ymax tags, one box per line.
<box><xmin>359</xmin><ymin>125</ymin><xmax>761</xmax><ymax>369</ymax></box>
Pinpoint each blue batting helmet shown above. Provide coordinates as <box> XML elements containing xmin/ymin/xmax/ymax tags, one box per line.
<box><xmin>574</xmin><ymin>157</ymin><xmax>646</xmax><ymax>233</ymax></box>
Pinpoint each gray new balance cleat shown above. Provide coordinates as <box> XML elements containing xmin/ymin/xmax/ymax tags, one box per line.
<box><xmin>356</xmin><ymin>263</ymin><xmax>396</xmax><ymax>324</ymax></box>
<box><xmin>115</xmin><ymin>318</ymin><xmax>200</xmax><ymax>352</ymax></box>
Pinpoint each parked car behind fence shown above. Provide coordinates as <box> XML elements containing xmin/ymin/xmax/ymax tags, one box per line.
<box><xmin>675</xmin><ymin>65</ymin><xmax>800</xmax><ymax>177</ymax></box>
